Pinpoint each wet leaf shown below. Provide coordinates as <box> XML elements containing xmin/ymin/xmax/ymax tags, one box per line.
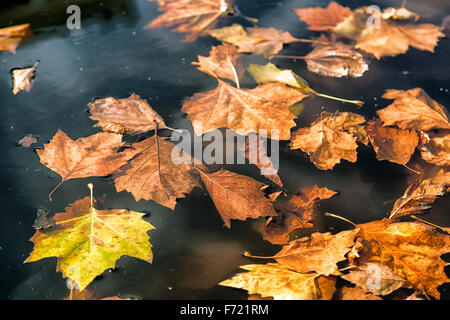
<box><xmin>381</xmin><ymin>7</ymin><xmax>419</xmax><ymax>21</ymax></box>
<box><xmin>338</xmin><ymin>286</ymin><xmax>383</xmax><ymax>300</ymax></box>
<box><xmin>290</xmin><ymin>112</ymin><xmax>366</xmax><ymax>170</ymax></box>
<box><xmin>88</xmin><ymin>94</ymin><xmax>166</xmax><ymax>134</ymax></box>
<box><xmin>32</xmin><ymin>208</ymin><xmax>55</xmax><ymax>230</ymax></box>
<box><xmin>209</xmin><ymin>24</ymin><xmax>299</xmax><ymax>57</ymax></box>
<box><xmin>419</xmin><ymin>130</ymin><xmax>450</xmax><ymax>167</ymax></box>
<box><xmin>12</xmin><ymin>61</ymin><xmax>39</xmax><ymax>95</ymax></box>
<box><xmin>25</xmin><ymin>193</ymin><xmax>155</xmax><ymax>291</ymax></box>
<box><xmin>181</xmin><ymin>80</ymin><xmax>307</xmax><ymax>140</ymax></box>
<box><xmin>115</xmin><ymin>135</ymin><xmax>201</xmax><ymax>210</ymax></box>
<box><xmin>294</xmin><ymin>2</ymin><xmax>352</xmax><ymax>31</ymax></box>
<box><xmin>18</xmin><ymin>134</ymin><xmax>38</xmax><ymax>148</ymax></box>
<box><xmin>0</xmin><ymin>23</ymin><xmax>33</xmax><ymax>53</ymax></box>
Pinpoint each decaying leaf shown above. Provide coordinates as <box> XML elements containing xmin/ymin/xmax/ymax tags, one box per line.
<box><xmin>365</xmin><ymin>119</ymin><xmax>419</xmax><ymax>165</ymax></box>
<box><xmin>12</xmin><ymin>61</ymin><xmax>39</xmax><ymax>95</ymax></box>
<box><xmin>115</xmin><ymin>135</ymin><xmax>201</xmax><ymax>210</ymax></box>
<box><xmin>89</xmin><ymin>94</ymin><xmax>166</xmax><ymax>134</ymax></box>
<box><xmin>294</xmin><ymin>2</ymin><xmax>352</xmax><ymax>31</ymax></box>
<box><xmin>262</xmin><ymin>185</ymin><xmax>337</xmax><ymax>244</ymax></box>
<box><xmin>341</xmin><ymin>262</ymin><xmax>407</xmax><ymax>296</ymax></box>
<box><xmin>419</xmin><ymin>130</ymin><xmax>450</xmax><ymax>167</ymax></box>
<box><xmin>290</xmin><ymin>112</ymin><xmax>366</xmax><ymax>170</ymax></box>
<box><xmin>146</xmin><ymin>0</ymin><xmax>239</xmax><ymax>41</ymax></box>
<box><xmin>37</xmin><ymin>130</ymin><xmax>137</xmax><ymax>200</ymax></box>
<box><xmin>0</xmin><ymin>23</ymin><xmax>33</xmax><ymax>53</ymax></box>
<box><xmin>32</xmin><ymin>208</ymin><xmax>55</xmax><ymax>230</ymax></box>
<box><xmin>198</xmin><ymin>169</ymin><xmax>277</xmax><ymax>227</ymax></box>
<box><xmin>181</xmin><ymin>80</ymin><xmax>307</xmax><ymax>140</ymax></box>
<box><xmin>192</xmin><ymin>43</ymin><xmax>242</xmax><ymax>85</ymax></box>
<box><xmin>377</xmin><ymin>88</ymin><xmax>450</xmax><ymax>130</ymax></box>
<box><xmin>25</xmin><ymin>193</ymin><xmax>155</xmax><ymax>291</ymax></box>
<box><xmin>18</xmin><ymin>134</ymin><xmax>38</xmax><ymax>148</ymax></box>
<box><xmin>209</xmin><ymin>24</ymin><xmax>299</xmax><ymax>57</ymax></box>
<box><xmin>219</xmin><ymin>263</ymin><xmax>323</xmax><ymax>300</ymax></box>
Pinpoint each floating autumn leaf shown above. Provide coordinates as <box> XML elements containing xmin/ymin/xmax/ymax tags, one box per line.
<box><xmin>241</xmin><ymin>134</ymin><xmax>282</xmax><ymax>187</ymax></box>
<box><xmin>181</xmin><ymin>79</ymin><xmax>307</xmax><ymax>140</ymax></box>
<box><xmin>365</xmin><ymin>119</ymin><xmax>418</xmax><ymax>166</ymax></box>
<box><xmin>25</xmin><ymin>185</ymin><xmax>155</xmax><ymax>291</ymax></box>
<box><xmin>88</xmin><ymin>94</ymin><xmax>166</xmax><ymax>134</ymax></box>
<box><xmin>37</xmin><ymin>130</ymin><xmax>137</xmax><ymax>200</ymax></box>
<box><xmin>198</xmin><ymin>169</ymin><xmax>277</xmax><ymax>227</ymax></box>
<box><xmin>290</xmin><ymin>112</ymin><xmax>366</xmax><ymax>170</ymax></box>
<box><xmin>341</xmin><ymin>262</ymin><xmax>407</xmax><ymax>296</ymax></box>
<box><xmin>12</xmin><ymin>61</ymin><xmax>39</xmax><ymax>95</ymax></box>
<box><xmin>0</xmin><ymin>23</ymin><xmax>33</xmax><ymax>53</ymax></box>
<box><xmin>378</xmin><ymin>88</ymin><xmax>450</xmax><ymax>130</ymax></box>
<box><xmin>247</xmin><ymin>63</ymin><xmax>364</xmax><ymax>106</ymax></box>
<box><xmin>294</xmin><ymin>1</ymin><xmax>352</xmax><ymax>31</ymax></box>
<box><xmin>115</xmin><ymin>135</ymin><xmax>201</xmax><ymax>210</ymax></box>
<box><xmin>262</xmin><ymin>185</ymin><xmax>337</xmax><ymax>244</ymax></box>
<box><xmin>146</xmin><ymin>0</ymin><xmax>241</xmax><ymax>41</ymax></box>
<box><xmin>356</xmin><ymin>218</ymin><xmax>450</xmax><ymax>298</ymax></box>
<box><xmin>192</xmin><ymin>43</ymin><xmax>242</xmax><ymax>86</ymax></box>
<box><xmin>390</xmin><ymin>169</ymin><xmax>450</xmax><ymax>218</ymax></box>
<box><xmin>219</xmin><ymin>263</ymin><xmax>324</xmax><ymax>300</ymax></box>
<box><xmin>209</xmin><ymin>24</ymin><xmax>299</xmax><ymax>57</ymax></box>
<box><xmin>18</xmin><ymin>134</ymin><xmax>38</xmax><ymax>148</ymax></box>
<box><xmin>419</xmin><ymin>130</ymin><xmax>450</xmax><ymax>167</ymax></box>
<box><xmin>337</xmin><ymin>286</ymin><xmax>383</xmax><ymax>300</ymax></box>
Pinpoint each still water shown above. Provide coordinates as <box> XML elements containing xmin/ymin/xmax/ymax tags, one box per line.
<box><xmin>0</xmin><ymin>0</ymin><xmax>448</xmax><ymax>299</ymax></box>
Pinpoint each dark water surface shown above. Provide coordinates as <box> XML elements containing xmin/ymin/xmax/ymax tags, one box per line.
<box><xmin>0</xmin><ymin>0</ymin><xmax>449</xmax><ymax>299</ymax></box>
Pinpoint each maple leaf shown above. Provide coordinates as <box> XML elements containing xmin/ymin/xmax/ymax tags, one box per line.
<box><xmin>377</xmin><ymin>88</ymin><xmax>450</xmax><ymax>130</ymax></box>
<box><xmin>219</xmin><ymin>263</ymin><xmax>325</xmax><ymax>300</ymax></box>
<box><xmin>241</xmin><ymin>134</ymin><xmax>283</xmax><ymax>187</ymax></box>
<box><xmin>356</xmin><ymin>219</ymin><xmax>450</xmax><ymax>298</ymax></box>
<box><xmin>341</xmin><ymin>262</ymin><xmax>407</xmax><ymax>296</ymax></box>
<box><xmin>262</xmin><ymin>185</ymin><xmax>337</xmax><ymax>244</ymax></box>
<box><xmin>25</xmin><ymin>189</ymin><xmax>155</xmax><ymax>291</ymax></box>
<box><xmin>146</xmin><ymin>0</ymin><xmax>239</xmax><ymax>41</ymax></box>
<box><xmin>365</xmin><ymin>118</ymin><xmax>419</xmax><ymax>165</ymax></box>
<box><xmin>419</xmin><ymin>130</ymin><xmax>450</xmax><ymax>167</ymax></box>
<box><xmin>209</xmin><ymin>24</ymin><xmax>299</xmax><ymax>57</ymax></box>
<box><xmin>0</xmin><ymin>23</ymin><xmax>33</xmax><ymax>53</ymax></box>
<box><xmin>294</xmin><ymin>2</ymin><xmax>352</xmax><ymax>31</ymax></box>
<box><xmin>192</xmin><ymin>43</ymin><xmax>242</xmax><ymax>86</ymax></box>
<box><xmin>18</xmin><ymin>134</ymin><xmax>38</xmax><ymax>148</ymax></box>
<box><xmin>37</xmin><ymin>130</ymin><xmax>138</xmax><ymax>200</ymax></box>
<box><xmin>181</xmin><ymin>79</ymin><xmax>307</xmax><ymax>140</ymax></box>
<box><xmin>115</xmin><ymin>135</ymin><xmax>201</xmax><ymax>210</ymax></box>
<box><xmin>12</xmin><ymin>61</ymin><xmax>39</xmax><ymax>95</ymax></box>
<box><xmin>88</xmin><ymin>94</ymin><xmax>166</xmax><ymax>135</ymax></box>
<box><xmin>338</xmin><ymin>286</ymin><xmax>383</xmax><ymax>300</ymax></box>
<box><xmin>198</xmin><ymin>169</ymin><xmax>277</xmax><ymax>227</ymax></box>
<box><xmin>290</xmin><ymin>112</ymin><xmax>366</xmax><ymax>170</ymax></box>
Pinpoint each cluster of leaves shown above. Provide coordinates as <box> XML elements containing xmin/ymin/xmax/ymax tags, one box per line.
<box><xmin>2</xmin><ymin>0</ymin><xmax>449</xmax><ymax>300</ymax></box>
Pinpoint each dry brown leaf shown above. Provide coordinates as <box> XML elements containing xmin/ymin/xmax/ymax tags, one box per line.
<box><xmin>365</xmin><ymin>119</ymin><xmax>419</xmax><ymax>165</ymax></box>
<box><xmin>89</xmin><ymin>94</ymin><xmax>166</xmax><ymax>134</ymax></box>
<box><xmin>18</xmin><ymin>134</ymin><xmax>38</xmax><ymax>148</ymax></box>
<box><xmin>290</xmin><ymin>112</ymin><xmax>366</xmax><ymax>170</ymax></box>
<box><xmin>0</xmin><ymin>23</ymin><xmax>33</xmax><ymax>53</ymax></box>
<box><xmin>198</xmin><ymin>169</ymin><xmax>277</xmax><ymax>227</ymax></box>
<box><xmin>378</xmin><ymin>88</ymin><xmax>450</xmax><ymax>131</ymax></box>
<box><xmin>294</xmin><ymin>2</ymin><xmax>352</xmax><ymax>31</ymax></box>
<box><xmin>338</xmin><ymin>286</ymin><xmax>383</xmax><ymax>300</ymax></box>
<box><xmin>341</xmin><ymin>262</ymin><xmax>407</xmax><ymax>296</ymax></box>
<box><xmin>419</xmin><ymin>130</ymin><xmax>450</xmax><ymax>167</ymax></box>
<box><xmin>146</xmin><ymin>0</ymin><xmax>238</xmax><ymax>41</ymax></box>
<box><xmin>209</xmin><ymin>24</ymin><xmax>299</xmax><ymax>57</ymax></box>
<box><xmin>115</xmin><ymin>135</ymin><xmax>201</xmax><ymax>210</ymax></box>
<box><xmin>12</xmin><ymin>61</ymin><xmax>39</xmax><ymax>95</ymax></box>
<box><xmin>273</xmin><ymin>229</ymin><xmax>360</xmax><ymax>275</ymax></box>
<box><xmin>37</xmin><ymin>130</ymin><xmax>137</xmax><ymax>200</ymax></box>
<box><xmin>182</xmin><ymin>80</ymin><xmax>307</xmax><ymax>140</ymax></box>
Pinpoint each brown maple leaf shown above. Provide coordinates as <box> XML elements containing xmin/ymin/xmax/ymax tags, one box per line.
<box><xmin>365</xmin><ymin>118</ymin><xmax>419</xmax><ymax>165</ymax></box>
<box><xmin>290</xmin><ymin>112</ymin><xmax>366</xmax><ymax>170</ymax></box>
<box><xmin>209</xmin><ymin>24</ymin><xmax>299</xmax><ymax>57</ymax></box>
<box><xmin>115</xmin><ymin>135</ymin><xmax>201</xmax><ymax>210</ymax></box>
<box><xmin>294</xmin><ymin>1</ymin><xmax>352</xmax><ymax>31</ymax></box>
<box><xmin>262</xmin><ymin>185</ymin><xmax>338</xmax><ymax>244</ymax></box>
<box><xmin>88</xmin><ymin>94</ymin><xmax>166</xmax><ymax>135</ymax></box>
<box><xmin>419</xmin><ymin>130</ymin><xmax>450</xmax><ymax>167</ymax></box>
<box><xmin>37</xmin><ymin>130</ymin><xmax>137</xmax><ymax>200</ymax></box>
<box><xmin>146</xmin><ymin>0</ymin><xmax>239</xmax><ymax>41</ymax></box>
<box><xmin>197</xmin><ymin>169</ymin><xmax>277</xmax><ymax>227</ymax></box>
<box><xmin>181</xmin><ymin>80</ymin><xmax>307</xmax><ymax>140</ymax></box>
<box><xmin>192</xmin><ymin>44</ymin><xmax>243</xmax><ymax>86</ymax></box>
<box><xmin>377</xmin><ymin>88</ymin><xmax>450</xmax><ymax>131</ymax></box>
<box><xmin>0</xmin><ymin>23</ymin><xmax>33</xmax><ymax>53</ymax></box>
<box><xmin>12</xmin><ymin>61</ymin><xmax>39</xmax><ymax>95</ymax></box>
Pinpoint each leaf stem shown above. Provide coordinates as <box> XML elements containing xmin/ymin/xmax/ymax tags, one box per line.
<box><xmin>48</xmin><ymin>179</ymin><xmax>65</xmax><ymax>201</ymax></box>
<box><xmin>87</xmin><ymin>183</ymin><xmax>94</xmax><ymax>208</ymax></box>
<box><xmin>314</xmin><ymin>92</ymin><xmax>365</xmax><ymax>107</ymax></box>
<box><xmin>325</xmin><ymin>212</ymin><xmax>357</xmax><ymax>227</ymax></box>
<box><xmin>410</xmin><ymin>215</ymin><xmax>447</xmax><ymax>232</ymax></box>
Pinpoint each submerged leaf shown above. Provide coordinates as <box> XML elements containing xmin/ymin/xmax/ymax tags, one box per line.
<box><xmin>294</xmin><ymin>2</ymin><xmax>352</xmax><ymax>31</ymax></box>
